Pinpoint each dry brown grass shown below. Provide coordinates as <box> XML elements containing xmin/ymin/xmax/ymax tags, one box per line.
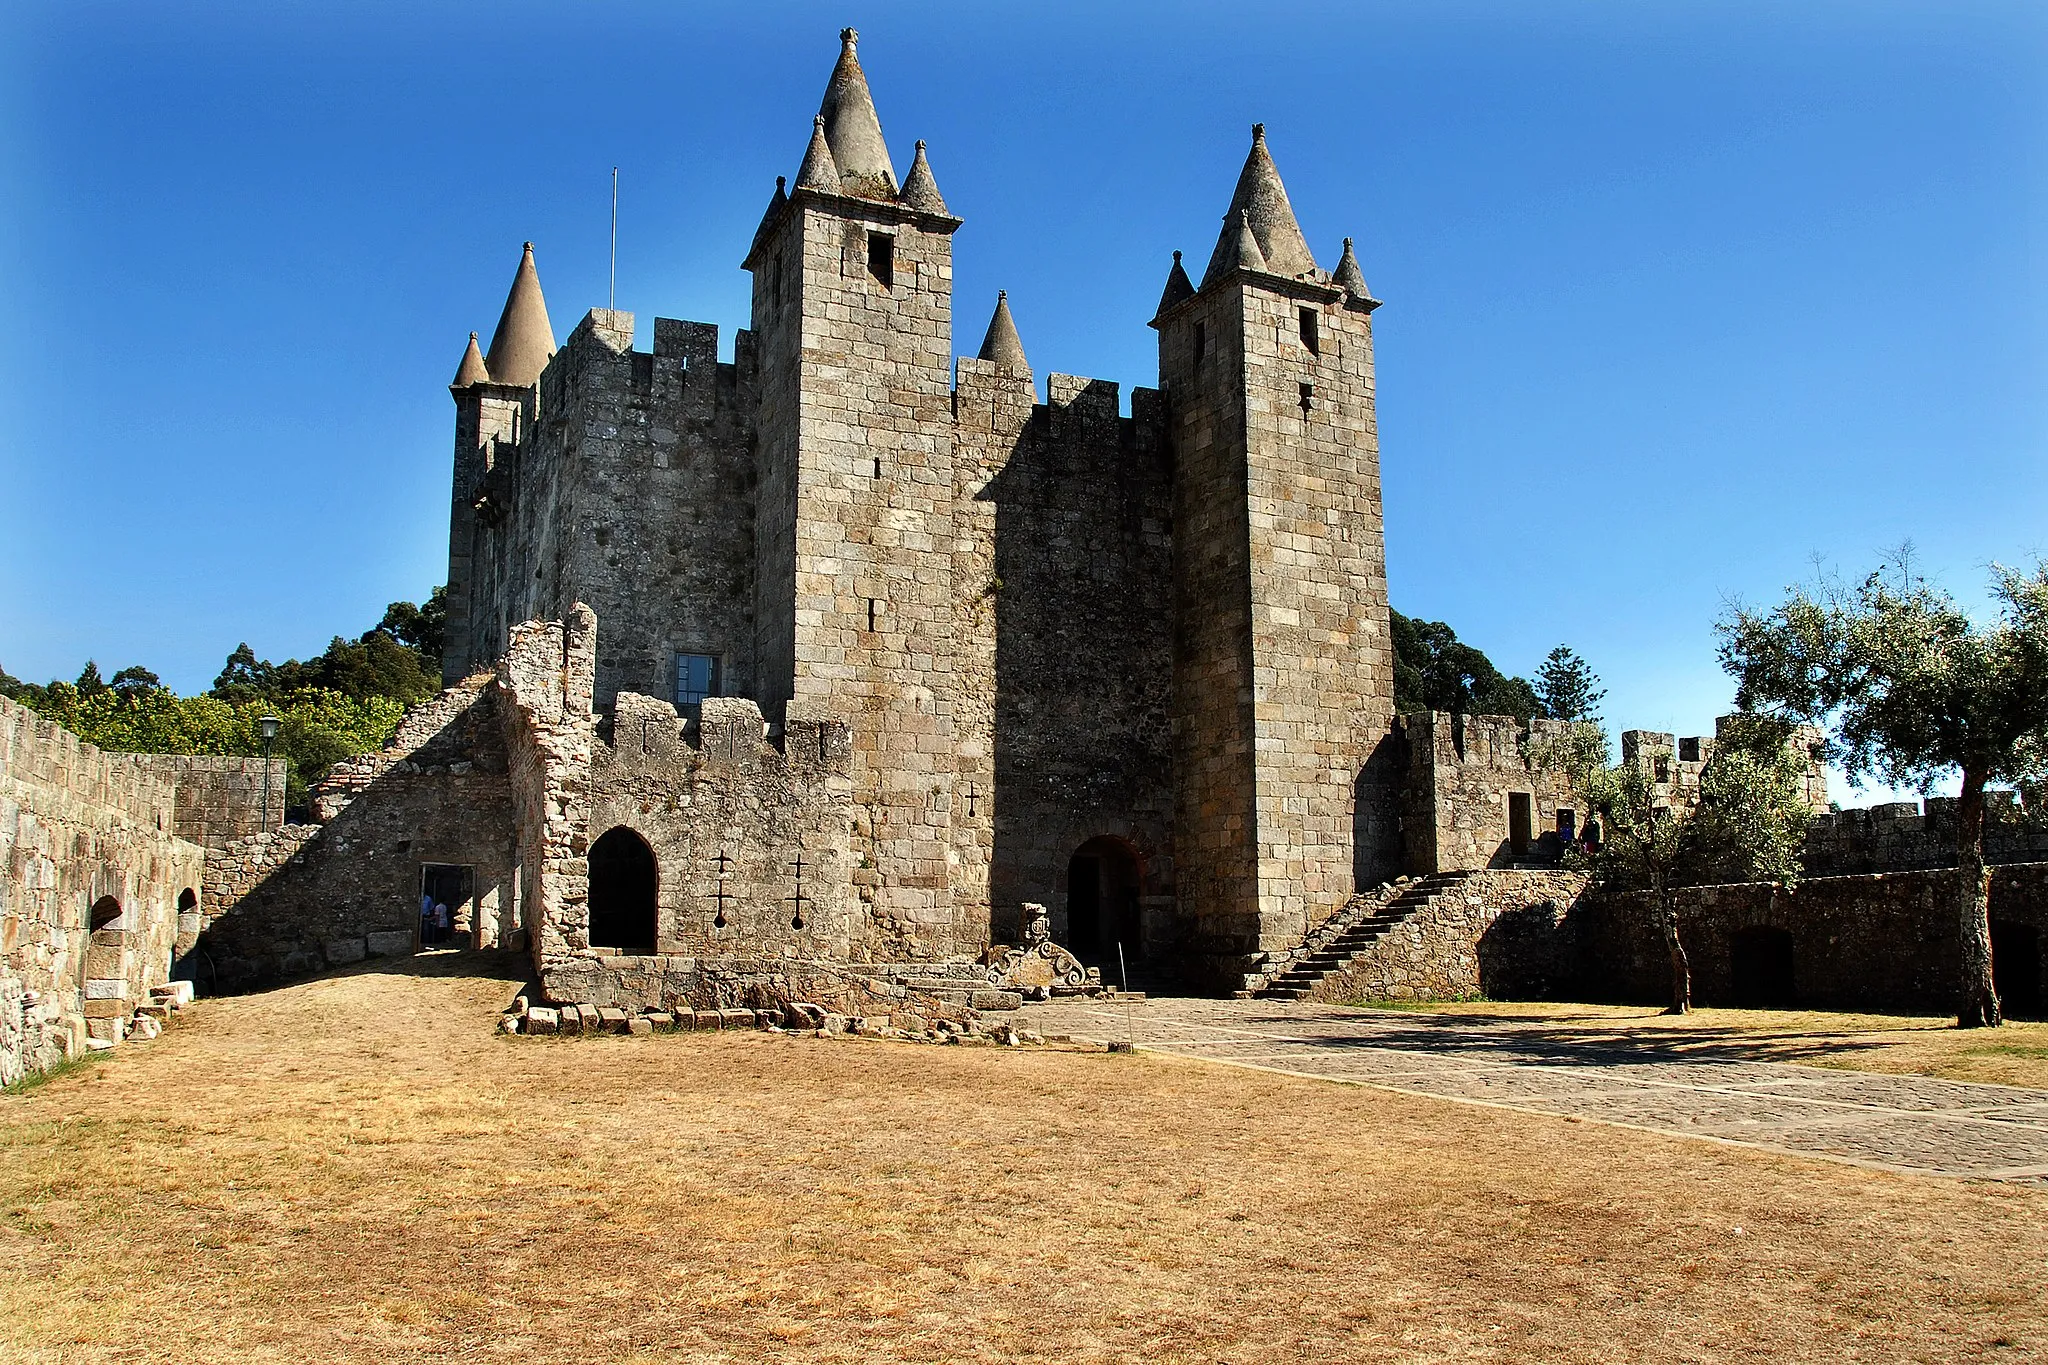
<box><xmin>1353</xmin><ymin>999</ymin><xmax>2048</xmax><ymax>1090</ymax></box>
<box><xmin>2</xmin><ymin>955</ymin><xmax>2043</xmax><ymax>1364</ymax></box>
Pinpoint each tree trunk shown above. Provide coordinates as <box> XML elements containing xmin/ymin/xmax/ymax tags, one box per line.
<box><xmin>1955</xmin><ymin>770</ymin><xmax>2001</xmax><ymax>1028</ymax></box>
<box><xmin>1657</xmin><ymin>873</ymin><xmax>1691</xmax><ymax>1015</ymax></box>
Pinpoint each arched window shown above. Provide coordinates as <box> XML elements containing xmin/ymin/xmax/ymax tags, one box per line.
<box><xmin>588</xmin><ymin>827</ymin><xmax>659</xmax><ymax>956</ymax></box>
<box><xmin>177</xmin><ymin>888</ymin><xmax>199</xmax><ymax>914</ymax></box>
<box><xmin>89</xmin><ymin>896</ymin><xmax>124</xmax><ymax>934</ymax></box>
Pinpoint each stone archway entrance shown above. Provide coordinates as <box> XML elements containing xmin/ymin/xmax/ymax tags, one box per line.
<box><xmin>588</xmin><ymin>827</ymin><xmax>659</xmax><ymax>956</ymax></box>
<box><xmin>1064</xmin><ymin>836</ymin><xmax>1143</xmax><ymax>974</ymax></box>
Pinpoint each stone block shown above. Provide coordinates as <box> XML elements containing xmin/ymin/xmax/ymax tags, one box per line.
<box><xmin>969</xmin><ymin>989</ymin><xmax>1023</xmax><ymax>1012</ymax></box>
<box><xmin>645</xmin><ymin>1011</ymin><xmax>674</xmax><ymax>1030</ymax></box>
<box><xmin>525</xmin><ymin>1007</ymin><xmax>559</xmax><ymax>1034</ymax></box>
<box><xmin>83</xmin><ymin>978</ymin><xmax>127</xmax><ymax>1001</ymax></box>
<box><xmin>151</xmin><ymin>981</ymin><xmax>195</xmax><ymax>1007</ymax></box>
<box><xmin>558</xmin><ymin>1005</ymin><xmax>584</xmax><ymax>1035</ymax></box>
<box><xmin>365</xmin><ymin>930</ymin><xmax>415</xmax><ymax>957</ymax></box>
<box><xmin>627</xmin><ymin>1017</ymin><xmax>654</xmax><ymax>1036</ymax></box>
<box><xmin>597</xmin><ymin>1006</ymin><xmax>629</xmax><ymax>1033</ymax></box>
<box><xmin>85</xmin><ymin>944</ymin><xmax>128</xmax><ymax>978</ymax></box>
<box><xmin>721</xmin><ymin>1008</ymin><xmax>757</xmax><ymax>1029</ymax></box>
<box><xmin>323</xmin><ymin>937</ymin><xmax>368</xmax><ymax>966</ymax></box>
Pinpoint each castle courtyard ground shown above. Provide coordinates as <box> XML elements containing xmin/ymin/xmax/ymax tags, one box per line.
<box><xmin>2</xmin><ymin>957</ymin><xmax>2044</xmax><ymax>1364</ymax></box>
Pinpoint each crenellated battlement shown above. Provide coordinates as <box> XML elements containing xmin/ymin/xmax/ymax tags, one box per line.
<box><xmin>0</xmin><ymin>694</ymin><xmax>180</xmax><ymax>832</ymax></box>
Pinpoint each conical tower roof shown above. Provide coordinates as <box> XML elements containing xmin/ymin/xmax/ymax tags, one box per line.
<box><xmin>977</xmin><ymin>291</ymin><xmax>1030</xmax><ymax>378</ymax></box>
<box><xmin>794</xmin><ymin>116</ymin><xmax>839</xmax><ymax>192</ymax></box>
<box><xmin>451</xmin><ymin>331</ymin><xmax>491</xmax><ymax>389</ymax></box>
<box><xmin>1155</xmin><ymin>249</ymin><xmax>1195</xmax><ymax>317</ymax></box>
<box><xmin>899</xmin><ymin>140</ymin><xmax>948</xmax><ymax>214</ymax></box>
<box><xmin>1332</xmin><ymin>236</ymin><xmax>1377</xmax><ymax>306</ymax></box>
<box><xmin>1226</xmin><ymin>210</ymin><xmax>1267</xmax><ymax>275</ymax></box>
<box><xmin>1201</xmin><ymin>124</ymin><xmax>1318</xmax><ymax>286</ymax></box>
<box><xmin>484</xmin><ymin>243</ymin><xmax>555</xmax><ymax>388</ymax></box>
<box><xmin>818</xmin><ymin>28</ymin><xmax>896</xmax><ymax>195</ymax></box>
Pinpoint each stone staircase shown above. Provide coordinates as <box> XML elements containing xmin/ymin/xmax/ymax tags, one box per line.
<box><xmin>1249</xmin><ymin>871</ymin><xmax>1477</xmax><ymax>1001</ymax></box>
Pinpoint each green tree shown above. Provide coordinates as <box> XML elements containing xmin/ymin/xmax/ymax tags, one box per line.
<box><xmin>1531</xmin><ymin>714</ymin><xmax>1811</xmax><ymax>1014</ymax></box>
<box><xmin>1718</xmin><ymin>554</ymin><xmax>2048</xmax><ymax>1027</ymax></box>
<box><xmin>1391</xmin><ymin>610</ymin><xmax>1542</xmax><ymax>721</ymax></box>
<box><xmin>1535</xmin><ymin>645</ymin><xmax>1606</xmax><ymax>724</ymax></box>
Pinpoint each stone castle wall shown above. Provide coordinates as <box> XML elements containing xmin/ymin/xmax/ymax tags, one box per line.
<box><xmin>1398</xmin><ymin>713</ymin><xmax>1580</xmax><ymax>874</ymax></box>
<box><xmin>963</xmin><ymin>365</ymin><xmax>1179</xmax><ymax>959</ymax></box>
<box><xmin>186</xmin><ymin>678</ymin><xmax>518</xmax><ymax>992</ymax></box>
<box><xmin>0</xmin><ymin>696</ymin><xmax>206</xmax><ymax>1081</ymax></box>
<box><xmin>1801</xmin><ymin>794</ymin><xmax>2048</xmax><ymax>877</ymax></box>
<box><xmin>133</xmin><ymin>753</ymin><xmax>289</xmax><ymax>845</ymax></box>
<box><xmin>1577</xmin><ymin>865</ymin><xmax>2048</xmax><ymax>1015</ymax></box>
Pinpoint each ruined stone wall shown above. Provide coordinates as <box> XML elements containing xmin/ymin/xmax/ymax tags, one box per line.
<box><xmin>131</xmin><ymin>754</ymin><xmax>289</xmax><ymax>845</ymax></box>
<box><xmin>443</xmin><ymin>382</ymin><xmax>530</xmax><ymax>684</ymax></box>
<box><xmin>1398</xmin><ymin>713</ymin><xmax>1580</xmax><ymax>874</ymax></box>
<box><xmin>960</xmin><ymin>363</ymin><xmax>1178</xmax><ymax>956</ymax></box>
<box><xmin>1576</xmin><ymin>865</ymin><xmax>2048</xmax><ymax>1015</ymax></box>
<box><xmin>751</xmin><ymin>191</ymin><xmax>990</xmax><ymax>961</ymax></box>
<box><xmin>188</xmin><ymin>679</ymin><xmax>518</xmax><ymax>992</ymax></box>
<box><xmin>1303</xmin><ymin>869</ymin><xmax>1591</xmax><ymax>1004</ymax></box>
<box><xmin>0</xmin><ymin>696</ymin><xmax>205</xmax><ymax>1081</ymax></box>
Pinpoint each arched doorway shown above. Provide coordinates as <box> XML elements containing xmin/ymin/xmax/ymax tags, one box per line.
<box><xmin>1064</xmin><ymin>837</ymin><xmax>1143</xmax><ymax>973</ymax></box>
<box><xmin>1729</xmin><ymin>925</ymin><xmax>1796</xmax><ymax>1008</ymax></box>
<box><xmin>1991</xmin><ymin>919</ymin><xmax>2042</xmax><ymax>1019</ymax></box>
<box><xmin>588</xmin><ymin>827</ymin><xmax>658</xmax><ymax>956</ymax></box>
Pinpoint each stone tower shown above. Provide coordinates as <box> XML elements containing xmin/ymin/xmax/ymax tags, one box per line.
<box><xmin>741</xmin><ymin>30</ymin><xmax>991</xmax><ymax>957</ymax></box>
<box><xmin>1153</xmin><ymin>126</ymin><xmax>1396</xmax><ymax>983</ymax></box>
<box><xmin>443</xmin><ymin>243</ymin><xmax>555</xmax><ymax>685</ymax></box>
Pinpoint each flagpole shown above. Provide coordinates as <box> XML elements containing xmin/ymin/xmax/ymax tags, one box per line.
<box><xmin>609</xmin><ymin>167</ymin><xmax>618</xmax><ymax>311</ymax></box>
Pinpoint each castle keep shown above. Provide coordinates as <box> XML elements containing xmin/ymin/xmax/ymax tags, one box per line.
<box><xmin>436</xmin><ymin>30</ymin><xmax>1403</xmax><ymax>995</ymax></box>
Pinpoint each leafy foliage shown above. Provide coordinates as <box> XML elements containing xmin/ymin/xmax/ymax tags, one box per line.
<box><xmin>1529</xmin><ymin>714</ymin><xmax>1811</xmax><ymax>1013</ymax></box>
<box><xmin>1390</xmin><ymin>610</ymin><xmax>1542</xmax><ymax>721</ymax></box>
<box><xmin>1</xmin><ymin>590</ymin><xmax>444</xmax><ymax>811</ymax></box>
<box><xmin>1718</xmin><ymin>551</ymin><xmax>2048</xmax><ymax>1026</ymax></box>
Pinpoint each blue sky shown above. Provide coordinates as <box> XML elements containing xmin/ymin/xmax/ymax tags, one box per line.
<box><xmin>3</xmin><ymin>1</ymin><xmax>2044</xmax><ymax>800</ymax></box>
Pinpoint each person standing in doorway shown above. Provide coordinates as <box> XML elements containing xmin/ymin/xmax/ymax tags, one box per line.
<box><xmin>433</xmin><ymin>901</ymin><xmax>451</xmax><ymax>947</ymax></box>
<box><xmin>421</xmin><ymin>890</ymin><xmax>435</xmax><ymax>946</ymax></box>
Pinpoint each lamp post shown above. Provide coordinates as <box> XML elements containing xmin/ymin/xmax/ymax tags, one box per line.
<box><xmin>258</xmin><ymin>715</ymin><xmax>281</xmax><ymax>832</ymax></box>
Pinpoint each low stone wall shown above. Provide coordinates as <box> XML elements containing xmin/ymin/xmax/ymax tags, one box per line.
<box><xmin>1304</xmin><ymin>870</ymin><xmax>1590</xmax><ymax>1003</ymax></box>
<box><xmin>1801</xmin><ymin>796</ymin><xmax>2048</xmax><ymax>878</ymax></box>
<box><xmin>1578</xmin><ymin>864</ymin><xmax>2048</xmax><ymax>1014</ymax></box>
<box><xmin>0</xmin><ymin>695</ymin><xmax>207</xmax><ymax>1082</ymax></box>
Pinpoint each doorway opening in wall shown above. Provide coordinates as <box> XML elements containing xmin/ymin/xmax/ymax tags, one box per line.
<box><xmin>588</xmin><ymin>827</ymin><xmax>659</xmax><ymax>956</ymax></box>
<box><xmin>1729</xmin><ymin>925</ymin><xmax>1797</xmax><ymax>1008</ymax></box>
<box><xmin>418</xmin><ymin>864</ymin><xmax>474</xmax><ymax>950</ymax></box>
<box><xmin>1992</xmin><ymin>919</ymin><xmax>2042</xmax><ymax>1019</ymax></box>
<box><xmin>1507</xmin><ymin>792</ymin><xmax>1533</xmax><ymax>857</ymax></box>
<box><xmin>1064</xmin><ymin>837</ymin><xmax>1144</xmax><ymax>979</ymax></box>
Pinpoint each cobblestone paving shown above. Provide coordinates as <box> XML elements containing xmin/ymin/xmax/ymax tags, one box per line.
<box><xmin>1023</xmin><ymin>997</ymin><xmax>2048</xmax><ymax>1185</ymax></box>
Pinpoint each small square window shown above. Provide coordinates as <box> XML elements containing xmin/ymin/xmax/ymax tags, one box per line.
<box><xmin>1193</xmin><ymin>320</ymin><xmax>1207</xmax><ymax>364</ymax></box>
<box><xmin>867</xmin><ymin>232</ymin><xmax>894</xmax><ymax>288</ymax></box>
<box><xmin>674</xmin><ymin>652</ymin><xmax>720</xmax><ymax>708</ymax></box>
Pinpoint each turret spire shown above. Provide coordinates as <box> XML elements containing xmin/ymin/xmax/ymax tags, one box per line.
<box><xmin>1201</xmin><ymin>123</ymin><xmax>1318</xmax><ymax>287</ymax></box>
<box><xmin>451</xmin><ymin>331</ymin><xmax>490</xmax><ymax>390</ymax></box>
<box><xmin>1332</xmin><ymin>236</ymin><xmax>1377</xmax><ymax>308</ymax></box>
<box><xmin>484</xmin><ymin>242</ymin><xmax>555</xmax><ymax>388</ymax></box>
<box><xmin>898</xmin><ymin>139</ymin><xmax>948</xmax><ymax>214</ymax></box>
<box><xmin>794</xmin><ymin>115</ymin><xmax>840</xmax><ymax>193</ymax></box>
<box><xmin>976</xmin><ymin>290</ymin><xmax>1030</xmax><ymax>379</ymax></box>
<box><xmin>1155</xmin><ymin>248</ymin><xmax>1195</xmax><ymax>317</ymax></box>
<box><xmin>818</xmin><ymin>27</ymin><xmax>895</xmax><ymax>196</ymax></box>
<box><xmin>1227</xmin><ymin>209</ymin><xmax>1267</xmax><ymax>274</ymax></box>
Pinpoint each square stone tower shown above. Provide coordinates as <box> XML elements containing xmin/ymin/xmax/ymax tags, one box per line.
<box><xmin>1154</xmin><ymin>127</ymin><xmax>1398</xmax><ymax>983</ymax></box>
<box><xmin>742</xmin><ymin>30</ymin><xmax>992</xmax><ymax>958</ymax></box>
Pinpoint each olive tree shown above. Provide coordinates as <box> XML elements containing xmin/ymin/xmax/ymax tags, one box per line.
<box><xmin>1531</xmin><ymin>715</ymin><xmax>1811</xmax><ymax>1014</ymax></box>
<box><xmin>1718</xmin><ymin>556</ymin><xmax>2048</xmax><ymax>1027</ymax></box>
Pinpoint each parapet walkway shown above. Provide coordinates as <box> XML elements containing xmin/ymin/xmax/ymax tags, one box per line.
<box><xmin>1023</xmin><ymin>997</ymin><xmax>2048</xmax><ymax>1186</ymax></box>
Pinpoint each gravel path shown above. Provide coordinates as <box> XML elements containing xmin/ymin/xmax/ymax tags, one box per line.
<box><xmin>1024</xmin><ymin>996</ymin><xmax>2048</xmax><ymax>1185</ymax></box>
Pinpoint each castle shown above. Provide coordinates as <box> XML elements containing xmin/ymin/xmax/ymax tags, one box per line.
<box><xmin>18</xmin><ymin>32</ymin><xmax>2046</xmax><ymax>1083</ymax></box>
<box><xmin>430</xmin><ymin>29</ymin><xmax>1412</xmax><ymax>996</ymax></box>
